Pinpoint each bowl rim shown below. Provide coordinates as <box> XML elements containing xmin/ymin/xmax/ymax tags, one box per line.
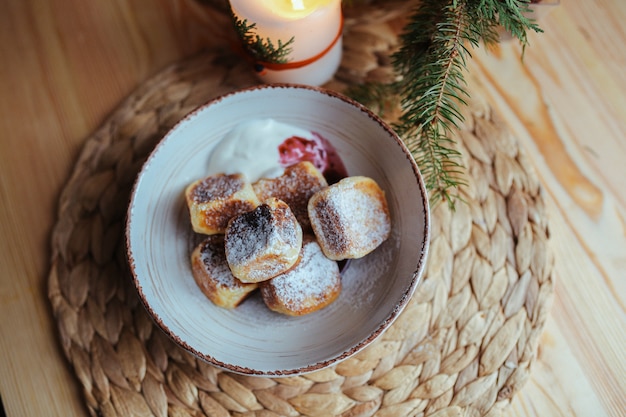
<box><xmin>125</xmin><ymin>83</ymin><xmax>431</xmax><ymax>376</ymax></box>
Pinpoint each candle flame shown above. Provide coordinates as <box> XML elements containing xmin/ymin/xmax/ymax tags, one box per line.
<box><xmin>291</xmin><ymin>0</ymin><xmax>305</xmax><ymax>10</ymax></box>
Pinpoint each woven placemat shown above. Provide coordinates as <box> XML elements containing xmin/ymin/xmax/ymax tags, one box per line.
<box><xmin>48</xmin><ymin>3</ymin><xmax>554</xmax><ymax>416</ymax></box>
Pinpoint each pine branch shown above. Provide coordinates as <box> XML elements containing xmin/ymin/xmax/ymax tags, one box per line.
<box><xmin>232</xmin><ymin>13</ymin><xmax>295</xmax><ymax>64</ymax></box>
<box><xmin>348</xmin><ymin>0</ymin><xmax>543</xmax><ymax>208</ymax></box>
<box><xmin>392</xmin><ymin>0</ymin><xmax>473</xmax><ymax>207</ymax></box>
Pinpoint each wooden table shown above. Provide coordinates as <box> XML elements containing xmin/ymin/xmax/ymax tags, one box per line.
<box><xmin>1</xmin><ymin>0</ymin><xmax>624</xmax><ymax>416</ymax></box>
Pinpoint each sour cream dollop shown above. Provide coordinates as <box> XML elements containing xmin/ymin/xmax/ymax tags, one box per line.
<box><xmin>207</xmin><ymin>118</ymin><xmax>348</xmax><ymax>184</ymax></box>
<box><xmin>207</xmin><ymin>119</ymin><xmax>313</xmax><ymax>182</ymax></box>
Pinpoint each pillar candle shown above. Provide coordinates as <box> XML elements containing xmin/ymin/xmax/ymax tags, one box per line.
<box><xmin>229</xmin><ymin>0</ymin><xmax>343</xmax><ymax>86</ymax></box>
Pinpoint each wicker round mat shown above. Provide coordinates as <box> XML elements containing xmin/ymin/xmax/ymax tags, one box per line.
<box><xmin>48</xmin><ymin>4</ymin><xmax>554</xmax><ymax>417</ymax></box>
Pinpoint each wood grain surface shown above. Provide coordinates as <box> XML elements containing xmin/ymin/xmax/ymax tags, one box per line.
<box><xmin>0</xmin><ymin>0</ymin><xmax>624</xmax><ymax>416</ymax></box>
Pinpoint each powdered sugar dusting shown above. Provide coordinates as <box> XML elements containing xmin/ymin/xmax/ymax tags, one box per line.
<box><xmin>340</xmin><ymin>236</ymin><xmax>397</xmax><ymax>312</ymax></box>
<box><xmin>309</xmin><ymin>177</ymin><xmax>391</xmax><ymax>260</ymax></box>
<box><xmin>225</xmin><ymin>200</ymin><xmax>302</xmax><ymax>282</ymax></box>
<box><xmin>253</xmin><ymin>162</ymin><xmax>328</xmax><ymax>230</ymax></box>
<box><xmin>266</xmin><ymin>239</ymin><xmax>340</xmax><ymax>312</ymax></box>
<box><xmin>196</xmin><ymin>237</ymin><xmax>236</xmax><ymax>287</ymax></box>
<box><xmin>189</xmin><ymin>173</ymin><xmax>244</xmax><ymax>203</ymax></box>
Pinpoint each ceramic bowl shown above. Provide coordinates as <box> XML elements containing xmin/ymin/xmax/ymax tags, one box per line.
<box><xmin>126</xmin><ymin>84</ymin><xmax>430</xmax><ymax>376</ymax></box>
